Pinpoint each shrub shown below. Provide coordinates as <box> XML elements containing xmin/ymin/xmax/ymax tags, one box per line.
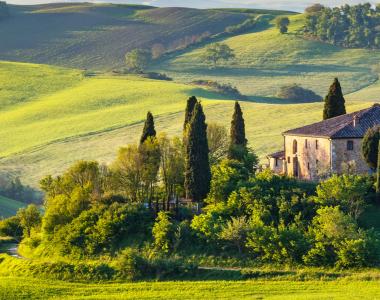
<box><xmin>314</xmin><ymin>174</ymin><xmax>374</xmax><ymax>220</ymax></box>
<box><xmin>152</xmin><ymin>212</ymin><xmax>175</xmax><ymax>254</ymax></box>
<box><xmin>336</xmin><ymin>230</ymin><xmax>380</xmax><ymax>268</ymax></box>
<box><xmin>276</xmin><ymin>84</ymin><xmax>322</xmax><ymax>102</ymax></box>
<box><xmin>114</xmin><ymin>248</ymin><xmax>150</xmax><ymax>280</ymax></box>
<box><xmin>192</xmin><ymin>80</ymin><xmax>246</xmax><ymax>100</ymax></box>
<box><xmin>141</xmin><ymin>72</ymin><xmax>172</xmax><ymax>81</ymax></box>
<box><xmin>149</xmin><ymin>257</ymin><xmax>197</xmax><ymax>280</ymax></box>
<box><xmin>219</xmin><ymin>216</ymin><xmax>251</xmax><ymax>253</ymax></box>
<box><xmin>0</xmin><ymin>216</ymin><xmax>23</xmax><ymax>239</ymax></box>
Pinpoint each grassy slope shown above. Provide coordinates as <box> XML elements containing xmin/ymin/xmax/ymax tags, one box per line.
<box><xmin>154</xmin><ymin>14</ymin><xmax>380</xmax><ymax>99</ymax></box>
<box><xmin>1</xmin><ymin>277</ymin><xmax>380</xmax><ymax>299</ymax></box>
<box><xmin>0</xmin><ymin>3</ymin><xmax>253</xmax><ymax>70</ymax></box>
<box><xmin>0</xmin><ymin>195</ymin><xmax>25</xmax><ymax>219</ymax></box>
<box><xmin>1</xmin><ymin>12</ymin><xmax>380</xmax><ymax>188</ymax></box>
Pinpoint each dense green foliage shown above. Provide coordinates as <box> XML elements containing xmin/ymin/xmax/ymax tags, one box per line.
<box><xmin>323</xmin><ymin>78</ymin><xmax>346</xmax><ymax>120</ymax></box>
<box><xmin>276</xmin><ymin>84</ymin><xmax>322</xmax><ymax>102</ymax></box>
<box><xmin>304</xmin><ymin>3</ymin><xmax>380</xmax><ymax>49</ymax></box>
<box><xmin>192</xmin><ymin>170</ymin><xmax>379</xmax><ymax>267</ymax></box>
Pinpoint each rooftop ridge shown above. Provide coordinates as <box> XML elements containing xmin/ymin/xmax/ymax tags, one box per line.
<box><xmin>283</xmin><ymin>104</ymin><xmax>380</xmax><ymax>139</ymax></box>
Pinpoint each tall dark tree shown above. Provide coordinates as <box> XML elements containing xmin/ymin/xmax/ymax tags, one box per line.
<box><xmin>228</xmin><ymin>101</ymin><xmax>247</xmax><ymax>160</ymax></box>
<box><xmin>376</xmin><ymin>140</ymin><xmax>380</xmax><ymax>200</ymax></box>
<box><xmin>323</xmin><ymin>78</ymin><xmax>346</xmax><ymax>120</ymax></box>
<box><xmin>184</xmin><ymin>102</ymin><xmax>211</xmax><ymax>204</ymax></box>
<box><xmin>140</xmin><ymin>111</ymin><xmax>156</xmax><ymax>145</ymax></box>
<box><xmin>362</xmin><ymin>126</ymin><xmax>380</xmax><ymax>170</ymax></box>
<box><xmin>183</xmin><ymin>96</ymin><xmax>198</xmax><ymax>130</ymax></box>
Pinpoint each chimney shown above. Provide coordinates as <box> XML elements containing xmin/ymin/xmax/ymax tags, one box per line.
<box><xmin>353</xmin><ymin>115</ymin><xmax>359</xmax><ymax>127</ymax></box>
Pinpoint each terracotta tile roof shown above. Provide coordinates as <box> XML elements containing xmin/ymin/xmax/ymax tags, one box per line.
<box><xmin>283</xmin><ymin>104</ymin><xmax>380</xmax><ymax>139</ymax></box>
<box><xmin>267</xmin><ymin>150</ymin><xmax>285</xmax><ymax>159</ymax></box>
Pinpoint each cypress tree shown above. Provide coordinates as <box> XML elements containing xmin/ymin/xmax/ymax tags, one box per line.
<box><xmin>362</xmin><ymin>125</ymin><xmax>380</xmax><ymax>170</ymax></box>
<box><xmin>184</xmin><ymin>102</ymin><xmax>211</xmax><ymax>204</ymax></box>
<box><xmin>183</xmin><ymin>96</ymin><xmax>198</xmax><ymax>130</ymax></box>
<box><xmin>228</xmin><ymin>101</ymin><xmax>247</xmax><ymax>160</ymax></box>
<box><xmin>376</xmin><ymin>140</ymin><xmax>380</xmax><ymax>202</ymax></box>
<box><xmin>140</xmin><ymin>111</ymin><xmax>156</xmax><ymax>145</ymax></box>
<box><xmin>323</xmin><ymin>78</ymin><xmax>346</xmax><ymax>120</ymax></box>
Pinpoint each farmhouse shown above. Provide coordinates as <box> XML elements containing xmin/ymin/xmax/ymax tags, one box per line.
<box><xmin>267</xmin><ymin>104</ymin><xmax>380</xmax><ymax>180</ymax></box>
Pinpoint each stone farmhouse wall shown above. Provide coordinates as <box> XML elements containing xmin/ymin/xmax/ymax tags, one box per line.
<box><xmin>331</xmin><ymin>138</ymin><xmax>372</xmax><ymax>174</ymax></box>
<box><xmin>284</xmin><ymin>135</ymin><xmax>331</xmax><ymax>180</ymax></box>
<box><xmin>283</xmin><ymin>135</ymin><xmax>372</xmax><ymax>180</ymax></box>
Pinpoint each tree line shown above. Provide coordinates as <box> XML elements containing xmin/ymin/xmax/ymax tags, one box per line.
<box><xmin>304</xmin><ymin>3</ymin><xmax>380</xmax><ymax>49</ymax></box>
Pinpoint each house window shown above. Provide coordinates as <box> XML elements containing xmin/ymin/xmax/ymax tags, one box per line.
<box><xmin>293</xmin><ymin>140</ymin><xmax>298</xmax><ymax>154</ymax></box>
<box><xmin>315</xmin><ymin>140</ymin><xmax>319</xmax><ymax>150</ymax></box>
<box><xmin>316</xmin><ymin>159</ymin><xmax>319</xmax><ymax>167</ymax></box>
<box><xmin>275</xmin><ymin>158</ymin><xmax>278</xmax><ymax>167</ymax></box>
<box><xmin>307</xmin><ymin>162</ymin><xmax>310</xmax><ymax>170</ymax></box>
<box><xmin>305</xmin><ymin>139</ymin><xmax>308</xmax><ymax>148</ymax></box>
<box><xmin>347</xmin><ymin>140</ymin><xmax>354</xmax><ymax>151</ymax></box>
<box><xmin>287</xmin><ymin>157</ymin><xmax>291</xmax><ymax>163</ymax></box>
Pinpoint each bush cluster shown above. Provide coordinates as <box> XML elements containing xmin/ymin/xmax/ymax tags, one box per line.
<box><xmin>276</xmin><ymin>84</ymin><xmax>322</xmax><ymax>102</ymax></box>
<box><xmin>192</xmin><ymin>80</ymin><xmax>247</xmax><ymax>100</ymax></box>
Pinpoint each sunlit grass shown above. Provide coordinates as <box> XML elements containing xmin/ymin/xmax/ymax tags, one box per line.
<box><xmin>1</xmin><ymin>276</ymin><xmax>380</xmax><ymax>299</ymax></box>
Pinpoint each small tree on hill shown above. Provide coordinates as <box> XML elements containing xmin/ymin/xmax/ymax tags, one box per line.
<box><xmin>275</xmin><ymin>16</ymin><xmax>290</xmax><ymax>34</ymax></box>
<box><xmin>140</xmin><ymin>111</ymin><xmax>156</xmax><ymax>145</ymax></box>
<box><xmin>202</xmin><ymin>43</ymin><xmax>235</xmax><ymax>68</ymax></box>
<box><xmin>184</xmin><ymin>102</ymin><xmax>211</xmax><ymax>205</ymax></box>
<box><xmin>125</xmin><ymin>49</ymin><xmax>151</xmax><ymax>73</ymax></box>
<box><xmin>323</xmin><ymin>78</ymin><xmax>346</xmax><ymax>120</ymax></box>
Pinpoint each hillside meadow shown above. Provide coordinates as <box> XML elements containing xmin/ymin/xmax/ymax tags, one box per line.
<box><xmin>1</xmin><ymin>276</ymin><xmax>380</xmax><ymax>299</ymax></box>
<box><xmin>154</xmin><ymin>14</ymin><xmax>380</xmax><ymax>99</ymax></box>
<box><xmin>0</xmin><ymin>3</ymin><xmax>257</xmax><ymax>70</ymax></box>
<box><xmin>0</xmin><ymin>60</ymin><xmax>374</xmax><ymax>188</ymax></box>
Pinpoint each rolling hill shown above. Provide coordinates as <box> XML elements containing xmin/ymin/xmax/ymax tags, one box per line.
<box><xmin>0</xmin><ymin>5</ymin><xmax>379</xmax><ymax>191</ymax></box>
<box><xmin>0</xmin><ymin>3</ymin><xmax>272</xmax><ymax>70</ymax></box>
<box><xmin>153</xmin><ymin>14</ymin><xmax>380</xmax><ymax>99</ymax></box>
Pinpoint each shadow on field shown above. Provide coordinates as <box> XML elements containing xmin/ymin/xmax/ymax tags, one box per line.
<box><xmin>246</xmin><ymin>95</ymin><xmax>323</xmax><ymax>105</ymax></box>
<box><xmin>161</xmin><ymin>268</ymin><xmax>345</xmax><ymax>282</ymax></box>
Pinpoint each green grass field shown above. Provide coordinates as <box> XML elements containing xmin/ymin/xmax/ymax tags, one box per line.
<box><xmin>1</xmin><ymin>277</ymin><xmax>380</xmax><ymax>299</ymax></box>
<box><xmin>154</xmin><ymin>14</ymin><xmax>380</xmax><ymax>99</ymax></box>
<box><xmin>0</xmin><ymin>195</ymin><xmax>25</xmax><ymax>219</ymax></box>
<box><xmin>0</xmin><ymin>60</ymin><xmax>374</xmax><ymax>188</ymax></box>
